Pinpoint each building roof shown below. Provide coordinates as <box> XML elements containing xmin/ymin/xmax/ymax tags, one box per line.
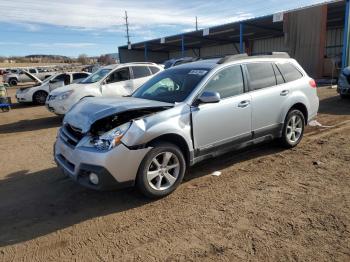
<box><xmin>119</xmin><ymin>0</ymin><xmax>345</xmax><ymax>55</ymax></box>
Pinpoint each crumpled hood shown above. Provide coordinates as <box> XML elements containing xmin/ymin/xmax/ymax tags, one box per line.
<box><xmin>63</xmin><ymin>97</ymin><xmax>173</xmax><ymax>133</ymax></box>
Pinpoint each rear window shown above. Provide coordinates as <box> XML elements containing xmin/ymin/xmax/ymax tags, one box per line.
<box><xmin>132</xmin><ymin>66</ymin><xmax>151</xmax><ymax>79</ymax></box>
<box><xmin>276</xmin><ymin>62</ymin><xmax>303</xmax><ymax>82</ymax></box>
<box><xmin>246</xmin><ymin>63</ymin><xmax>276</xmax><ymax>90</ymax></box>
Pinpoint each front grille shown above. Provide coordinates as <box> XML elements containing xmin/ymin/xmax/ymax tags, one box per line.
<box><xmin>60</xmin><ymin>124</ymin><xmax>84</xmax><ymax>147</ymax></box>
<box><xmin>57</xmin><ymin>154</ymin><xmax>75</xmax><ymax>172</ymax></box>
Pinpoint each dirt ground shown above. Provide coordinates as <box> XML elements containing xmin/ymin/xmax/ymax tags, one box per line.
<box><xmin>0</xmin><ymin>87</ymin><xmax>349</xmax><ymax>261</ymax></box>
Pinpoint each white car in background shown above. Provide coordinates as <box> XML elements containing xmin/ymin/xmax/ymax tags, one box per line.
<box><xmin>46</xmin><ymin>63</ymin><xmax>163</xmax><ymax>115</ymax></box>
<box><xmin>16</xmin><ymin>72</ymin><xmax>90</xmax><ymax>104</ymax></box>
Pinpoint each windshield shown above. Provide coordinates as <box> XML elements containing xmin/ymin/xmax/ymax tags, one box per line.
<box><xmin>132</xmin><ymin>68</ymin><xmax>209</xmax><ymax>103</ymax></box>
<box><xmin>80</xmin><ymin>68</ymin><xmax>111</xmax><ymax>84</ymax></box>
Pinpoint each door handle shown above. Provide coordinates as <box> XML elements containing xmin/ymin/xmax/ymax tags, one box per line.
<box><xmin>238</xmin><ymin>100</ymin><xmax>250</xmax><ymax>108</ymax></box>
<box><xmin>280</xmin><ymin>90</ymin><xmax>289</xmax><ymax>96</ymax></box>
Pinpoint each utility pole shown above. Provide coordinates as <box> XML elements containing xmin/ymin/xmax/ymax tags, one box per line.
<box><xmin>124</xmin><ymin>10</ymin><xmax>131</xmax><ymax>46</ymax></box>
<box><xmin>195</xmin><ymin>16</ymin><xmax>198</xmax><ymax>31</ymax></box>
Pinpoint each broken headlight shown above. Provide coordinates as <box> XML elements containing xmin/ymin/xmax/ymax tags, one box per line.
<box><xmin>91</xmin><ymin>122</ymin><xmax>131</xmax><ymax>151</ymax></box>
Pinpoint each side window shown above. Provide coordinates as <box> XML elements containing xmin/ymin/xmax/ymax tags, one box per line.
<box><xmin>106</xmin><ymin>68</ymin><xmax>130</xmax><ymax>84</ymax></box>
<box><xmin>73</xmin><ymin>73</ymin><xmax>89</xmax><ymax>80</ymax></box>
<box><xmin>273</xmin><ymin>64</ymin><xmax>284</xmax><ymax>85</ymax></box>
<box><xmin>29</xmin><ymin>69</ymin><xmax>36</xmax><ymax>74</ymax></box>
<box><xmin>132</xmin><ymin>66</ymin><xmax>151</xmax><ymax>79</ymax></box>
<box><xmin>204</xmin><ymin>65</ymin><xmax>244</xmax><ymax>99</ymax></box>
<box><xmin>54</xmin><ymin>74</ymin><xmax>66</xmax><ymax>82</ymax></box>
<box><xmin>276</xmin><ymin>62</ymin><xmax>303</xmax><ymax>82</ymax></box>
<box><xmin>246</xmin><ymin>63</ymin><xmax>276</xmax><ymax>91</ymax></box>
<box><xmin>149</xmin><ymin>66</ymin><xmax>161</xmax><ymax>74</ymax></box>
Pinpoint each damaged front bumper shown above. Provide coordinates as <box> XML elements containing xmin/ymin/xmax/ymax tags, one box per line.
<box><xmin>54</xmin><ymin>131</ymin><xmax>151</xmax><ymax>190</ymax></box>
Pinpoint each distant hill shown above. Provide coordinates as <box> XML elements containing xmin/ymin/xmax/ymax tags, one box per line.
<box><xmin>25</xmin><ymin>54</ymin><xmax>71</xmax><ymax>60</ymax></box>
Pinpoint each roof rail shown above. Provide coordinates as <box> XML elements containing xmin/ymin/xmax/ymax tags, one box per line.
<box><xmin>127</xmin><ymin>62</ymin><xmax>157</xmax><ymax>65</ymax></box>
<box><xmin>217</xmin><ymin>52</ymin><xmax>290</xmax><ymax>64</ymax></box>
<box><xmin>217</xmin><ymin>54</ymin><xmax>249</xmax><ymax>64</ymax></box>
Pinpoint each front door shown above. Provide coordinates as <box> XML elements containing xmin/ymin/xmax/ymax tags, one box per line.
<box><xmin>101</xmin><ymin>67</ymin><xmax>133</xmax><ymax>96</ymax></box>
<box><xmin>191</xmin><ymin>65</ymin><xmax>252</xmax><ymax>153</ymax></box>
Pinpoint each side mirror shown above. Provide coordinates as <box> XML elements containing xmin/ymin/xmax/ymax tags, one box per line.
<box><xmin>197</xmin><ymin>91</ymin><xmax>221</xmax><ymax>104</ymax></box>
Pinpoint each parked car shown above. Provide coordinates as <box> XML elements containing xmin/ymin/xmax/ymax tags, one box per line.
<box><xmin>163</xmin><ymin>57</ymin><xmax>199</xmax><ymax>69</ymax></box>
<box><xmin>4</xmin><ymin>68</ymin><xmax>53</xmax><ymax>86</ymax></box>
<box><xmin>46</xmin><ymin>62</ymin><xmax>163</xmax><ymax>115</ymax></box>
<box><xmin>337</xmin><ymin>66</ymin><xmax>350</xmax><ymax>98</ymax></box>
<box><xmin>54</xmin><ymin>53</ymin><xmax>319</xmax><ymax>198</ymax></box>
<box><xmin>16</xmin><ymin>71</ymin><xmax>90</xmax><ymax>104</ymax></box>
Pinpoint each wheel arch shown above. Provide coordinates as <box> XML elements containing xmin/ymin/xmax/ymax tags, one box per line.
<box><xmin>288</xmin><ymin>103</ymin><xmax>308</xmax><ymax>124</ymax></box>
<box><xmin>146</xmin><ymin>133</ymin><xmax>191</xmax><ymax>166</ymax></box>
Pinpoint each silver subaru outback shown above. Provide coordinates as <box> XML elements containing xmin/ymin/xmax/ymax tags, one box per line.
<box><xmin>54</xmin><ymin>53</ymin><xmax>319</xmax><ymax>198</ymax></box>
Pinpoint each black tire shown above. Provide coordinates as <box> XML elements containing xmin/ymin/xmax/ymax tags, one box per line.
<box><xmin>33</xmin><ymin>91</ymin><xmax>48</xmax><ymax>105</ymax></box>
<box><xmin>280</xmin><ymin>109</ymin><xmax>305</xmax><ymax>148</ymax></box>
<box><xmin>340</xmin><ymin>94</ymin><xmax>349</xmax><ymax>99</ymax></box>
<box><xmin>136</xmin><ymin>142</ymin><xmax>186</xmax><ymax>198</ymax></box>
<box><xmin>9</xmin><ymin>78</ymin><xmax>17</xmax><ymax>86</ymax></box>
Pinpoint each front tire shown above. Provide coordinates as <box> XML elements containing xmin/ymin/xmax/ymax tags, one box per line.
<box><xmin>136</xmin><ymin>142</ymin><xmax>186</xmax><ymax>198</ymax></box>
<box><xmin>33</xmin><ymin>91</ymin><xmax>48</xmax><ymax>105</ymax></box>
<box><xmin>280</xmin><ymin>109</ymin><xmax>305</xmax><ymax>148</ymax></box>
<box><xmin>9</xmin><ymin>78</ymin><xmax>17</xmax><ymax>86</ymax></box>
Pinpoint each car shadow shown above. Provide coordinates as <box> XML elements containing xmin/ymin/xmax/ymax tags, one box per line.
<box><xmin>0</xmin><ymin>142</ymin><xmax>285</xmax><ymax>247</ymax></box>
<box><xmin>318</xmin><ymin>95</ymin><xmax>350</xmax><ymax>116</ymax></box>
<box><xmin>0</xmin><ymin>116</ymin><xmax>62</xmax><ymax>134</ymax></box>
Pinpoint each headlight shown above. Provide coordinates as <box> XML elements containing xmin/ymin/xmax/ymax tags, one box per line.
<box><xmin>57</xmin><ymin>90</ymin><xmax>74</xmax><ymax>100</ymax></box>
<box><xmin>91</xmin><ymin>122</ymin><xmax>131</xmax><ymax>151</ymax></box>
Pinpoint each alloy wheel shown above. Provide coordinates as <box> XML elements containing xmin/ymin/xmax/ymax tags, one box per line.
<box><xmin>146</xmin><ymin>152</ymin><xmax>180</xmax><ymax>191</ymax></box>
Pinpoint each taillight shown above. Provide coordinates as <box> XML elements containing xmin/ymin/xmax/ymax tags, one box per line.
<box><xmin>309</xmin><ymin>79</ymin><xmax>317</xmax><ymax>88</ymax></box>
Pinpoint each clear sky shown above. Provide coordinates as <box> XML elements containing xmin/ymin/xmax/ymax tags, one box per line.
<box><xmin>0</xmin><ymin>0</ymin><xmax>333</xmax><ymax>57</ymax></box>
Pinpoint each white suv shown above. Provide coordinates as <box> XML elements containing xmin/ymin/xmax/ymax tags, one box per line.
<box><xmin>16</xmin><ymin>72</ymin><xmax>90</xmax><ymax>104</ymax></box>
<box><xmin>46</xmin><ymin>63</ymin><xmax>163</xmax><ymax>115</ymax></box>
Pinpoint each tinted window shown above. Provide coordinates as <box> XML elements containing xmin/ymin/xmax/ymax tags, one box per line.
<box><xmin>132</xmin><ymin>66</ymin><xmax>151</xmax><ymax>79</ymax></box>
<box><xmin>277</xmin><ymin>62</ymin><xmax>303</xmax><ymax>82</ymax></box>
<box><xmin>133</xmin><ymin>68</ymin><xmax>209</xmax><ymax>103</ymax></box>
<box><xmin>106</xmin><ymin>68</ymin><xmax>130</xmax><ymax>84</ymax></box>
<box><xmin>54</xmin><ymin>74</ymin><xmax>66</xmax><ymax>81</ymax></box>
<box><xmin>73</xmin><ymin>73</ymin><xmax>89</xmax><ymax>80</ymax></box>
<box><xmin>29</xmin><ymin>69</ymin><xmax>36</xmax><ymax>73</ymax></box>
<box><xmin>149</xmin><ymin>66</ymin><xmax>161</xmax><ymax>74</ymax></box>
<box><xmin>246</xmin><ymin>63</ymin><xmax>276</xmax><ymax>90</ymax></box>
<box><xmin>273</xmin><ymin>64</ymin><xmax>284</xmax><ymax>85</ymax></box>
<box><xmin>204</xmin><ymin>65</ymin><xmax>244</xmax><ymax>99</ymax></box>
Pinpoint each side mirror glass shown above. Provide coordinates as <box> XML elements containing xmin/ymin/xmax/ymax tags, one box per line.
<box><xmin>197</xmin><ymin>91</ymin><xmax>221</xmax><ymax>104</ymax></box>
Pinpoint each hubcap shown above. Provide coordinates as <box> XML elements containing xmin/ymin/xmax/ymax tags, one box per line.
<box><xmin>147</xmin><ymin>152</ymin><xmax>180</xmax><ymax>191</ymax></box>
<box><xmin>36</xmin><ymin>93</ymin><xmax>47</xmax><ymax>104</ymax></box>
<box><xmin>286</xmin><ymin>115</ymin><xmax>303</xmax><ymax>144</ymax></box>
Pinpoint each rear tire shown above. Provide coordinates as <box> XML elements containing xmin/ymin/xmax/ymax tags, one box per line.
<box><xmin>33</xmin><ymin>91</ymin><xmax>48</xmax><ymax>105</ymax></box>
<box><xmin>136</xmin><ymin>142</ymin><xmax>186</xmax><ymax>198</ymax></box>
<box><xmin>280</xmin><ymin>109</ymin><xmax>305</xmax><ymax>148</ymax></box>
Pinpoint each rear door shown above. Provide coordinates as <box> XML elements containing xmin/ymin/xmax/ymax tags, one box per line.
<box><xmin>131</xmin><ymin>66</ymin><xmax>152</xmax><ymax>90</ymax></box>
<box><xmin>245</xmin><ymin>62</ymin><xmax>287</xmax><ymax>137</ymax></box>
<box><xmin>192</xmin><ymin>65</ymin><xmax>252</xmax><ymax>153</ymax></box>
<box><xmin>101</xmin><ymin>67</ymin><xmax>133</xmax><ymax>96</ymax></box>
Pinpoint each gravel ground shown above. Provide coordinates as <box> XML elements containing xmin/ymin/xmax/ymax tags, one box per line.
<box><xmin>0</xmin><ymin>87</ymin><xmax>349</xmax><ymax>261</ymax></box>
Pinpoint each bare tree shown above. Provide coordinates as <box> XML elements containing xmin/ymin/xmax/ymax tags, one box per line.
<box><xmin>77</xmin><ymin>54</ymin><xmax>89</xmax><ymax>65</ymax></box>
